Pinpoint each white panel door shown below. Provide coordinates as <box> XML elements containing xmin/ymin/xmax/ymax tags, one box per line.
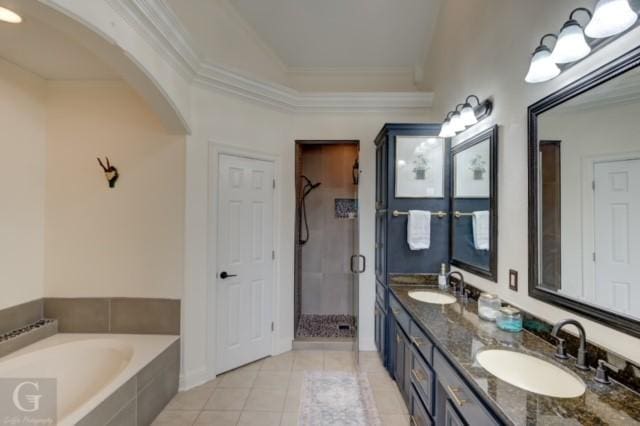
<box><xmin>594</xmin><ymin>159</ymin><xmax>640</xmax><ymax>319</ymax></box>
<box><xmin>217</xmin><ymin>154</ymin><xmax>274</xmax><ymax>373</ymax></box>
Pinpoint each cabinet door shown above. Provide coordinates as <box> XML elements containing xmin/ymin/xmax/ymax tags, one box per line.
<box><xmin>375</xmin><ymin>142</ymin><xmax>388</xmax><ymax>210</ymax></box>
<box><xmin>375</xmin><ymin>303</ymin><xmax>385</xmax><ymax>358</ymax></box>
<box><xmin>444</xmin><ymin>400</ymin><xmax>466</xmax><ymax>426</ymax></box>
<box><xmin>375</xmin><ymin>210</ymin><xmax>387</xmax><ymax>282</ymax></box>
<box><xmin>394</xmin><ymin>323</ymin><xmax>405</xmax><ymax>390</ymax></box>
<box><xmin>410</xmin><ymin>385</ymin><xmax>433</xmax><ymax>426</ymax></box>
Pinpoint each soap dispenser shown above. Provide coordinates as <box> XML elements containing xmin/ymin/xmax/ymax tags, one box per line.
<box><xmin>438</xmin><ymin>263</ymin><xmax>448</xmax><ymax>290</ymax></box>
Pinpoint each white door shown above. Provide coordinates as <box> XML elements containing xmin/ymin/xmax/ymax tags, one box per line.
<box><xmin>594</xmin><ymin>159</ymin><xmax>640</xmax><ymax>319</ymax></box>
<box><xmin>217</xmin><ymin>154</ymin><xmax>274</xmax><ymax>373</ymax></box>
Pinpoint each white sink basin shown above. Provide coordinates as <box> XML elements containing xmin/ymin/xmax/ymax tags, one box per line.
<box><xmin>408</xmin><ymin>291</ymin><xmax>456</xmax><ymax>305</ymax></box>
<box><xmin>476</xmin><ymin>350</ymin><xmax>586</xmax><ymax>398</ymax></box>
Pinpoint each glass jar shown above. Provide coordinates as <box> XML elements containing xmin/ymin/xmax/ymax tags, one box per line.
<box><xmin>478</xmin><ymin>293</ymin><xmax>501</xmax><ymax>322</ymax></box>
<box><xmin>496</xmin><ymin>306</ymin><xmax>523</xmax><ymax>332</ymax></box>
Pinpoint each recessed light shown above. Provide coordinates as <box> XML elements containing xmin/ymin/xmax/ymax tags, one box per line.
<box><xmin>0</xmin><ymin>6</ymin><xmax>22</xmax><ymax>24</ymax></box>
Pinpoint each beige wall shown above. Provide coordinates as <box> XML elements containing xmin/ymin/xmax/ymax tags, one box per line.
<box><xmin>0</xmin><ymin>59</ymin><xmax>47</xmax><ymax>310</ymax></box>
<box><xmin>44</xmin><ymin>81</ymin><xmax>185</xmax><ymax>299</ymax></box>
<box><xmin>425</xmin><ymin>0</ymin><xmax>640</xmax><ymax>362</ymax></box>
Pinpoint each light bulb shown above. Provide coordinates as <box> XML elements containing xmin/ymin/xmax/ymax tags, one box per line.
<box><xmin>460</xmin><ymin>104</ymin><xmax>478</xmax><ymax>126</ymax></box>
<box><xmin>585</xmin><ymin>0</ymin><xmax>637</xmax><ymax>39</ymax></box>
<box><xmin>439</xmin><ymin>120</ymin><xmax>455</xmax><ymax>138</ymax></box>
<box><xmin>525</xmin><ymin>46</ymin><xmax>561</xmax><ymax>83</ymax></box>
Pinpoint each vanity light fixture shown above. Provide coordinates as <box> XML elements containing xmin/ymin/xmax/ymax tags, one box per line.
<box><xmin>525</xmin><ymin>34</ymin><xmax>561</xmax><ymax>83</ymax></box>
<box><xmin>551</xmin><ymin>8</ymin><xmax>592</xmax><ymax>64</ymax></box>
<box><xmin>585</xmin><ymin>0</ymin><xmax>638</xmax><ymax>39</ymax></box>
<box><xmin>438</xmin><ymin>96</ymin><xmax>493</xmax><ymax>138</ymax></box>
<box><xmin>0</xmin><ymin>6</ymin><xmax>22</xmax><ymax>23</ymax></box>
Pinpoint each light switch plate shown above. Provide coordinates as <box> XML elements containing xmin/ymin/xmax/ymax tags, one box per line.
<box><xmin>509</xmin><ymin>269</ymin><xmax>518</xmax><ymax>291</ymax></box>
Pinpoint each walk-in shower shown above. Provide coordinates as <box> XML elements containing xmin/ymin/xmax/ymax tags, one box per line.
<box><xmin>294</xmin><ymin>142</ymin><xmax>359</xmax><ymax>345</ymax></box>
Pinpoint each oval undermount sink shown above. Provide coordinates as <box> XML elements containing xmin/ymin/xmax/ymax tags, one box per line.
<box><xmin>476</xmin><ymin>350</ymin><xmax>586</xmax><ymax>398</ymax></box>
<box><xmin>408</xmin><ymin>291</ymin><xmax>456</xmax><ymax>305</ymax></box>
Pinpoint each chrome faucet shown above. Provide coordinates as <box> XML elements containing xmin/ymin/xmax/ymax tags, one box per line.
<box><xmin>551</xmin><ymin>319</ymin><xmax>589</xmax><ymax>371</ymax></box>
<box><xmin>447</xmin><ymin>271</ymin><xmax>465</xmax><ymax>298</ymax></box>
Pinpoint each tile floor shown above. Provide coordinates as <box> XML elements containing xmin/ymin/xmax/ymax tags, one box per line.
<box><xmin>153</xmin><ymin>350</ymin><xmax>409</xmax><ymax>426</ymax></box>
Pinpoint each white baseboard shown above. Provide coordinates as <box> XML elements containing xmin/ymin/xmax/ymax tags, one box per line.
<box><xmin>358</xmin><ymin>338</ymin><xmax>376</xmax><ymax>352</ymax></box>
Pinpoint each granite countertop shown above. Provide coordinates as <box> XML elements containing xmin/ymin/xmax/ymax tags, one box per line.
<box><xmin>389</xmin><ymin>279</ymin><xmax>640</xmax><ymax>426</ymax></box>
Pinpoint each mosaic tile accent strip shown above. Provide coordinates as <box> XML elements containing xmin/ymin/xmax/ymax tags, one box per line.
<box><xmin>299</xmin><ymin>371</ymin><xmax>381</xmax><ymax>426</ymax></box>
<box><xmin>0</xmin><ymin>319</ymin><xmax>55</xmax><ymax>343</ymax></box>
<box><xmin>296</xmin><ymin>315</ymin><xmax>356</xmax><ymax>338</ymax></box>
<box><xmin>0</xmin><ymin>319</ymin><xmax>58</xmax><ymax>358</ymax></box>
<box><xmin>335</xmin><ymin>198</ymin><xmax>358</xmax><ymax>219</ymax></box>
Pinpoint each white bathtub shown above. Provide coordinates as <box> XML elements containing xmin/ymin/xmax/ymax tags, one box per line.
<box><xmin>0</xmin><ymin>333</ymin><xmax>178</xmax><ymax>425</ymax></box>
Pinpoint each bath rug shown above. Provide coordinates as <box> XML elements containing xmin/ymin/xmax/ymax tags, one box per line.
<box><xmin>299</xmin><ymin>371</ymin><xmax>381</xmax><ymax>426</ymax></box>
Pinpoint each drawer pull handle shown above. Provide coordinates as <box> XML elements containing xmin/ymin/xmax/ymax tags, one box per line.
<box><xmin>392</xmin><ymin>308</ymin><xmax>401</xmax><ymax>315</ymax></box>
<box><xmin>448</xmin><ymin>385</ymin><xmax>467</xmax><ymax>407</ymax></box>
<box><xmin>409</xmin><ymin>416</ymin><xmax>417</xmax><ymax>426</ymax></box>
<box><xmin>396</xmin><ymin>335</ymin><xmax>401</xmax><ymax>343</ymax></box>
<box><xmin>411</xmin><ymin>368</ymin><xmax>426</xmax><ymax>382</ymax></box>
<box><xmin>411</xmin><ymin>336</ymin><xmax>425</xmax><ymax>347</ymax></box>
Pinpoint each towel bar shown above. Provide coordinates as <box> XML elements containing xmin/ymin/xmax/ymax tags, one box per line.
<box><xmin>453</xmin><ymin>211</ymin><xmax>475</xmax><ymax>218</ymax></box>
<box><xmin>392</xmin><ymin>210</ymin><xmax>448</xmax><ymax>219</ymax></box>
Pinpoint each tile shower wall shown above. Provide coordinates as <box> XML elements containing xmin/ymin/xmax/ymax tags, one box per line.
<box><xmin>300</xmin><ymin>144</ymin><xmax>358</xmax><ymax>315</ymax></box>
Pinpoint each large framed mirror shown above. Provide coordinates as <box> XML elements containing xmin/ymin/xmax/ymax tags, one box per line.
<box><xmin>529</xmin><ymin>46</ymin><xmax>640</xmax><ymax>338</ymax></box>
<box><xmin>451</xmin><ymin>125</ymin><xmax>498</xmax><ymax>281</ymax></box>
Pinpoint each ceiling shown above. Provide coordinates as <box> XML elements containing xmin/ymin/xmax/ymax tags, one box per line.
<box><xmin>0</xmin><ymin>11</ymin><xmax>118</xmax><ymax>80</ymax></box>
<box><xmin>168</xmin><ymin>0</ymin><xmax>442</xmax><ymax>71</ymax></box>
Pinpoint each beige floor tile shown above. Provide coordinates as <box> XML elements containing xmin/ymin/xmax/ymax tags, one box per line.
<box><xmin>261</xmin><ymin>353</ymin><xmax>294</xmax><ymax>371</ymax></box>
<box><xmin>283</xmin><ymin>387</ymin><xmax>301</xmax><ymax>413</ymax></box>
<box><xmin>367</xmin><ymin>371</ymin><xmax>396</xmax><ymax>390</ymax></box>
<box><xmin>292</xmin><ymin>352</ymin><xmax>324</xmax><ymax>371</ymax></box>
<box><xmin>373</xmin><ymin>389</ymin><xmax>409</xmax><ymax>415</ymax></box>
<box><xmin>287</xmin><ymin>371</ymin><xmax>305</xmax><ymax>391</ymax></box>
<box><xmin>243</xmin><ymin>387</ymin><xmax>287</xmax><ymax>412</ymax></box>
<box><xmin>381</xmin><ymin>414</ymin><xmax>411</xmax><ymax>426</ymax></box>
<box><xmin>217</xmin><ymin>370</ymin><xmax>258</xmax><ymax>388</ymax></box>
<box><xmin>279</xmin><ymin>411</ymin><xmax>299</xmax><ymax>426</ymax></box>
<box><xmin>238</xmin><ymin>411</ymin><xmax>282</xmax><ymax>426</ymax></box>
<box><xmin>152</xmin><ymin>409</ymin><xmax>200</xmax><ymax>425</ymax></box>
<box><xmin>166</xmin><ymin>387</ymin><xmax>215</xmax><ymax>410</ymax></box>
<box><xmin>194</xmin><ymin>410</ymin><xmax>241</xmax><ymax>425</ymax></box>
<box><xmin>253</xmin><ymin>371</ymin><xmax>291</xmax><ymax>389</ymax></box>
<box><xmin>358</xmin><ymin>356</ymin><xmax>386</xmax><ymax>373</ymax></box>
<box><xmin>324</xmin><ymin>351</ymin><xmax>353</xmax><ymax>363</ymax></box>
<box><xmin>324</xmin><ymin>357</ymin><xmax>355</xmax><ymax>371</ymax></box>
<box><xmin>205</xmin><ymin>388</ymin><xmax>250</xmax><ymax>411</ymax></box>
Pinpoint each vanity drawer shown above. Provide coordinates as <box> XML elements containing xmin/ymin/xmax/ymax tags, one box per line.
<box><xmin>389</xmin><ymin>294</ymin><xmax>410</xmax><ymax>335</ymax></box>
<box><xmin>434</xmin><ymin>349</ymin><xmax>500</xmax><ymax>426</ymax></box>
<box><xmin>409</xmin><ymin>321</ymin><xmax>434</xmax><ymax>365</ymax></box>
<box><xmin>410</xmin><ymin>347</ymin><xmax>435</xmax><ymax>416</ymax></box>
<box><xmin>410</xmin><ymin>384</ymin><xmax>433</xmax><ymax>426</ymax></box>
<box><xmin>376</xmin><ymin>279</ymin><xmax>386</xmax><ymax>310</ymax></box>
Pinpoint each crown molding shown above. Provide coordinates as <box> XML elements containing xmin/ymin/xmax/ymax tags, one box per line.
<box><xmin>109</xmin><ymin>0</ymin><xmax>433</xmax><ymax>113</ymax></box>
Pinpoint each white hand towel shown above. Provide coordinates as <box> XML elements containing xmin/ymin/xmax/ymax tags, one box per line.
<box><xmin>472</xmin><ymin>210</ymin><xmax>490</xmax><ymax>250</ymax></box>
<box><xmin>407</xmin><ymin>210</ymin><xmax>431</xmax><ymax>250</ymax></box>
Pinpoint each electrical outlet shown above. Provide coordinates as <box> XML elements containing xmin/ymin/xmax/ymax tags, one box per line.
<box><xmin>509</xmin><ymin>269</ymin><xmax>518</xmax><ymax>291</ymax></box>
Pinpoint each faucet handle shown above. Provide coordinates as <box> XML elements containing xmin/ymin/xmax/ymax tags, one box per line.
<box><xmin>595</xmin><ymin>359</ymin><xmax>620</xmax><ymax>385</ymax></box>
<box><xmin>554</xmin><ymin>338</ymin><xmax>569</xmax><ymax>360</ymax></box>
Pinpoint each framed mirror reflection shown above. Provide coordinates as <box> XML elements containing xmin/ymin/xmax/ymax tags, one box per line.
<box><xmin>450</xmin><ymin>125</ymin><xmax>499</xmax><ymax>281</ymax></box>
<box><xmin>529</xmin><ymin>46</ymin><xmax>640</xmax><ymax>338</ymax></box>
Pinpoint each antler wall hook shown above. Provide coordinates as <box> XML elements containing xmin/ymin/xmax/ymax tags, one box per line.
<box><xmin>97</xmin><ymin>157</ymin><xmax>119</xmax><ymax>188</ymax></box>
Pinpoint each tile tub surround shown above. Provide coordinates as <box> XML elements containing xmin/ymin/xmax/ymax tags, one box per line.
<box><xmin>390</xmin><ymin>283</ymin><xmax>640</xmax><ymax>425</ymax></box>
<box><xmin>0</xmin><ymin>298</ymin><xmax>44</xmax><ymax>334</ymax></box>
<box><xmin>44</xmin><ymin>297</ymin><xmax>180</xmax><ymax>334</ymax></box>
<box><xmin>0</xmin><ymin>319</ymin><xmax>58</xmax><ymax>358</ymax></box>
<box><xmin>153</xmin><ymin>349</ymin><xmax>409</xmax><ymax>426</ymax></box>
<box><xmin>0</xmin><ymin>333</ymin><xmax>180</xmax><ymax>425</ymax></box>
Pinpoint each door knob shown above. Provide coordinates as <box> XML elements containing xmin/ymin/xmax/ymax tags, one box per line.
<box><xmin>220</xmin><ymin>271</ymin><xmax>237</xmax><ymax>279</ymax></box>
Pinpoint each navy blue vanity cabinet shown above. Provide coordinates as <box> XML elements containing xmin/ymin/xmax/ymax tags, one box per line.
<box><xmin>373</xmin><ymin>123</ymin><xmax>447</xmax><ymax>373</ymax></box>
<box><xmin>374</xmin><ymin>302</ymin><xmax>386</xmax><ymax>362</ymax></box>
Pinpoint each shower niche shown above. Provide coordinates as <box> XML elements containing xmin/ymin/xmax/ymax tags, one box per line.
<box><xmin>294</xmin><ymin>141</ymin><xmax>360</xmax><ymax>343</ymax></box>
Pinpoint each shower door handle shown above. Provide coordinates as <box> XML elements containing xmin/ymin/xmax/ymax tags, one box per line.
<box><xmin>351</xmin><ymin>255</ymin><xmax>366</xmax><ymax>274</ymax></box>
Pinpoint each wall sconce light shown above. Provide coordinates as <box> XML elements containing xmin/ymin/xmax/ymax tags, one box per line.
<box><xmin>0</xmin><ymin>6</ymin><xmax>22</xmax><ymax>23</ymax></box>
<box><xmin>552</xmin><ymin>8</ymin><xmax>592</xmax><ymax>64</ymax></box>
<box><xmin>438</xmin><ymin>96</ymin><xmax>493</xmax><ymax>138</ymax></box>
<box><xmin>525</xmin><ymin>34</ymin><xmax>561</xmax><ymax>83</ymax></box>
<box><xmin>525</xmin><ymin>2</ymin><xmax>639</xmax><ymax>83</ymax></box>
<box><xmin>97</xmin><ymin>157</ymin><xmax>119</xmax><ymax>188</ymax></box>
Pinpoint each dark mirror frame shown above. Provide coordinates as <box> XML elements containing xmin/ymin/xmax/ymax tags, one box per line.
<box><xmin>450</xmin><ymin>125</ymin><xmax>499</xmax><ymax>282</ymax></box>
<box><xmin>528</xmin><ymin>45</ymin><xmax>640</xmax><ymax>339</ymax></box>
